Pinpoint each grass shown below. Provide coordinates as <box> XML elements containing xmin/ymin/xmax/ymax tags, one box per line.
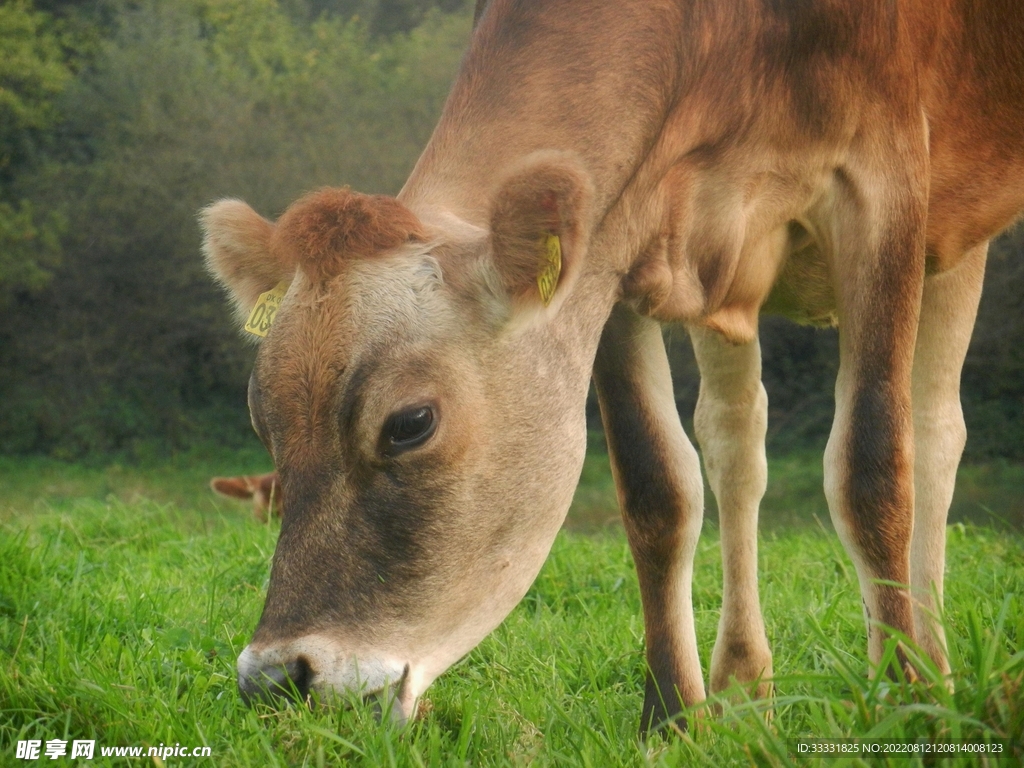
<box><xmin>2</xmin><ymin>438</ymin><xmax>1021</xmax><ymax>532</ymax></box>
<box><xmin>0</xmin><ymin>451</ymin><xmax>1022</xmax><ymax>766</ymax></box>
<box><xmin>0</xmin><ymin>446</ymin><xmax>275</xmax><ymax>525</ymax></box>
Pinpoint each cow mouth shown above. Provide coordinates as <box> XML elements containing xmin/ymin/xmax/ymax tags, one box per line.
<box><xmin>363</xmin><ymin>662</ymin><xmax>414</xmax><ymax>723</ymax></box>
<box><xmin>319</xmin><ymin>658</ymin><xmax>417</xmax><ymax>723</ymax></box>
<box><xmin>237</xmin><ymin>644</ymin><xmax>418</xmax><ymax>722</ymax></box>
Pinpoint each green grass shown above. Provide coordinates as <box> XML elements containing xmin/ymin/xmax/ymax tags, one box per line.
<box><xmin>0</xmin><ymin>447</ymin><xmax>275</xmax><ymax>525</ymax></box>
<box><xmin>3</xmin><ymin>440</ymin><xmax>1021</xmax><ymax>532</ymax></box>
<box><xmin>0</xmin><ymin>454</ymin><xmax>1022</xmax><ymax>766</ymax></box>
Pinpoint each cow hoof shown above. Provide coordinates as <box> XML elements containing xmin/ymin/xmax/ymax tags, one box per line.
<box><xmin>705</xmin><ymin>677</ymin><xmax>775</xmax><ymax>724</ymax></box>
<box><xmin>639</xmin><ymin>704</ymin><xmax>708</xmax><ymax>741</ymax></box>
<box><xmin>710</xmin><ymin>637</ymin><xmax>774</xmax><ymax>701</ymax></box>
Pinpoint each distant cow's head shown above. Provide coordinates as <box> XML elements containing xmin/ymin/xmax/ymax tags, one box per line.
<box><xmin>203</xmin><ymin>152</ymin><xmax>600</xmax><ymax>720</ymax></box>
<box><xmin>210</xmin><ymin>472</ymin><xmax>282</xmax><ymax>522</ymax></box>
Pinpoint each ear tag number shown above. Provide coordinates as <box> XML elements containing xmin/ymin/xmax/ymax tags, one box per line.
<box><xmin>537</xmin><ymin>234</ymin><xmax>562</xmax><ymax>307</ymax></box>
<box><xmin>244</xmin><ymin>282</ymin><xmax>288</xmax><ymax>338</ymax></box>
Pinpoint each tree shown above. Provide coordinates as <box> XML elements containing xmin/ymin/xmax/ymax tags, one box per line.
<box><xmin>0</xmin><ymin>0</ymin><xmax>70</xmax><ymax>302</ymax></box>
<box><xmin>285</xmin><ymin>0</ymin><xmax>469</xmax><ymax>35</ymax></box>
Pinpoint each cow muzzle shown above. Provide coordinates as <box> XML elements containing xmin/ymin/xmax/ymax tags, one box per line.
<box><xmin>236</xmin><ymin>642</ymin><xmax>416</xmax><ymax>722</ymax></box>
<box><xmin>237</xmin><ymin>654</ymin><xmax>313</xmax><ymax>705</ymax></box>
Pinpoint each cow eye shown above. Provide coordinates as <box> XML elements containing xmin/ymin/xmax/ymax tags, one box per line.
<box><xmin>382</xmin><ymin>405</ymin><xmax>436</xmax><ymax>454</ymax></box>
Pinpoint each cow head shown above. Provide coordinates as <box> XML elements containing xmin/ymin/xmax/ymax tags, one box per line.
<box><xmin>202</xmin><ymin>152</ymin><xmax>600</xmax><ymax>720</ymax></box>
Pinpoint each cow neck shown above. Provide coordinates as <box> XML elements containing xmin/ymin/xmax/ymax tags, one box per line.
<box><xmin>398</xmin><ymin>1</ymin><xmax>685</xmax><ymax>228</ymax></box>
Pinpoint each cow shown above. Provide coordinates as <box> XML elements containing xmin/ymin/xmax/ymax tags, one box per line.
<box><xmin>210</xmin><ymin>472</ymin><xmax>282</xmax><ymax>522</ymax></box>
<box><xmin>201</xmin><ymin>0</ymin><xmax>1024</xmax><ymax>733</ymax></box>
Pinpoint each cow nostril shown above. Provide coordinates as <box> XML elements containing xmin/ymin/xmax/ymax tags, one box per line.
<box><xmin>285</xmin><ymin>657</ymin><xmax>313</xmax><ymax>700</ymax></box>
<box><xmin>239</xmin><ymin>657</ymin><xmax>313</xmax><ymax>706</ymax></box>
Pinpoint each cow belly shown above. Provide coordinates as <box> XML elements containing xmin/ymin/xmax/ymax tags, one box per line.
<box><xmin>760</xmin><ymin>238</ymin><xmax>837</xmax><ymax>327</ymax></box>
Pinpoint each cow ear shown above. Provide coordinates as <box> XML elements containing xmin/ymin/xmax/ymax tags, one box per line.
<box><xmin>210</xmin><ymin>476</ymin><xmax>255</xmax><ymax>501</ymax></box>
<box><xmin>201</xmin><ymin>199</ymin><xmax>294</xmax><ymax>326</ymax></box>
<box><xmin>487</xmin><ymin>151</ymin><xmax>594</xmax><ymax>325</ymax></box>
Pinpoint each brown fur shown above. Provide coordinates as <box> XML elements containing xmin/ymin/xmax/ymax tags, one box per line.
<box><xmin>272</xmin><ymin>188</ymin><xmax>426</xmax><ymax>282</ymax></box>
<box><xmin>593</xmin><ymin>306</ymin><xmax>705</xmax><ymax>732</ymax></box>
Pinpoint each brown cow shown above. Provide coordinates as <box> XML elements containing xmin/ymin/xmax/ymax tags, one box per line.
<box><xmin>202</xmin><ymin>0</ymin><xmax>1024</xmax><ymax>732</ymax></box>
<box><xmin>210</xmin><ymin>472</ymin><xmax>282</xmax><ymax>522</ymax></box>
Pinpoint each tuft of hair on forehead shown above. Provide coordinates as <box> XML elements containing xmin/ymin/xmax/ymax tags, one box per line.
<box><xmin>271</xmin><ymin>187</ymin><xmax>426</xmax><ymax>281</ymax></box>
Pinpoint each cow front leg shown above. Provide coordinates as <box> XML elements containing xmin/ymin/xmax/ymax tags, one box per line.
<box><xmin>822</xmin><ymin>150</ymin><xmax>927</xmax><ymax>675</ymax></box>
<box><xmin>690</xmin><ymin>326</ymin><xmax>773</xmax><ymax>699</ymax></box>
<box><xmin>594</xmin><ymin>304</ymin><xmax>706</xmax><ymax>733</ymax></box>
<box><xmin>911</xmin><ymin>242</ymin><xmax>987</xmax><ymax>676</ymax></box>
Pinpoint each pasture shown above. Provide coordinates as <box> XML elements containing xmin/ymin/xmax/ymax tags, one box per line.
<box><xmin>1</xmin><ymin>447</ymin><xmax>1021</xmax><ymax>766</ymax></box>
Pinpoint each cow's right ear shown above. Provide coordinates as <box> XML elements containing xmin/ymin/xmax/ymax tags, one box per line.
<box><xmin>201</xmin><ymin>199</ymin><xmax>293</xmax><ymax>325</ymax></box>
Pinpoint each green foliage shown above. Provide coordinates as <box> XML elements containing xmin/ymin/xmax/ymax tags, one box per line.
<box><xmin>0</xmin><ymin>198</ymin><xmax>63</xmax><ymax>302</ymax></box>
<box><xmin>0</xmin><ymin>0</ymin><xmax>70</xmax><ymax>171</ymax></box>
<box><xmin>1</xmin><ymin>487</ymin><xmax>1021</xmax><ymax>766</ymax></box>
<box><xmin>286</xmin><ymin>0</ymin><xmax>470</xmax><ymax>36</ymax></box>
<box><xmin>0</xmin><ymin>1</ymin><xmax>71</xmax><ymax>300</ymax></box>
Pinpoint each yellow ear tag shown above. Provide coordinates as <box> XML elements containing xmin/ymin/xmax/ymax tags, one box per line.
<box><xmin>244</xmin><ymin>282</ymin><xmax>288</xmax><ymax>338</ymax></box>
<box><xmin>537</xmin><ymin>234</ymin><xmax>562</xmax><ymax>306</ymax></box>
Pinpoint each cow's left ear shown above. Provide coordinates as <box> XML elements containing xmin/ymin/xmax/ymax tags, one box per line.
<box><xmin>487</xmin><ymin>151</ymin><xmax>594</xmax><ymax>324</ymax></box>
<box><xmin>210</xmin><ymin>476</ymin><xmax>255</xmax><ymax>501</ymax></box>
<box><xmin>201</xmin><ymin>199</ymin><xmax>294</xmax><ymax>327</ymax></box>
